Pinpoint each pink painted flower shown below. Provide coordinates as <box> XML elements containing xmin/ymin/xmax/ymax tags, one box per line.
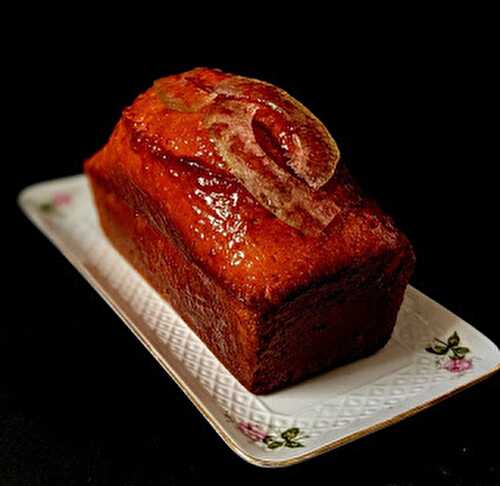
<box><xmin>53</xmin><ymin>193</ymin><xmax>71</xmax><ymax>206</ymax></box>
<box><xmin>442</xmin><ymin>358</ymin><xmax>473</xmax><ymax>373</ymax></box>
<box><xmin>237</xmin><ymin>421</ymin><xmax>268</xmax><ymax>442</ymax></box>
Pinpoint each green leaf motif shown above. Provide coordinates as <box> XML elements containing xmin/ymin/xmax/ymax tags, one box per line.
<box><xmin>454</xmin><ymin>346</ymin><xmax>470</xmax><ymax>357</ymax></box>
<box><xmin>448</xmin><ymin>331</ymin><xmax>460</xmax><ymax>347</ymax></box>
<box><xmin>267</xmin><ymin>441</ymin><xmax>284</xmax><ymax>449</ymax></box>
<box><xmin>425</xmin><ymin>332</ymin><xmax>472</xmax><ymax>364</ymax></box>
<box><xmin>259</xmin><ymin>426</ymin><xmax>308</xmax><ymax>450</ymax></box>
<box><xmin>285</xmin><ymin>440</ymin><xmax>304</xmax><ymax>448</ymax></box>
<box><xmin>426</xmin><ymin>345</ymin><xmax>448</xmax><ymax>355</ymax></box>
<box><xmin>39</xmin><ymin>202</ymin><xmax>54</xmax><ymax>213</ymax></box>
<box><xmin>281</xmin><ymin>427</ymin><xmax>300</xmax><ymax>441</ymax></box>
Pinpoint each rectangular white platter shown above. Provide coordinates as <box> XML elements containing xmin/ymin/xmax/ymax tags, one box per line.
<box><xmin>18</xmin><ymin>175</ymin><xmax>500</xmax><ymax>468</ymax></box>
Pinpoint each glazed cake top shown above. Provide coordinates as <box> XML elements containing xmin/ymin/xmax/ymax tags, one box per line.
<box><xmin>86</xmin><ymin>68</ymin><xmax>412</xmax><ymax>309</ymax></box>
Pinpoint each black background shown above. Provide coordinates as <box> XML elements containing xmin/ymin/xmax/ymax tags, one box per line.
<box><xmin>3</xmin><ymin>17</ymin><xmax>499</xmax><ymax>485</ymax></box>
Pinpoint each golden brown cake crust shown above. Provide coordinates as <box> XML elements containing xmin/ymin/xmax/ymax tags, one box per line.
<box><xmin>85</xmin><ymin>68</ymin><xmax>415</xmax><ymax>393</ymax></box>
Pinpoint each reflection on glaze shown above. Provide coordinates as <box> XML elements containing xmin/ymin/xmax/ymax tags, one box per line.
<box><xmin>191</xmin><ymin>174</ymin><xmax>248</xmax><ymax>267</ymax></box>
<box><xmin>127</xmin><ymin>114</ymin><xmax>253</xmax><ymax>271</ymax></box>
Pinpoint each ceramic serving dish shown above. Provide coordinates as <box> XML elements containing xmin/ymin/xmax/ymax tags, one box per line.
<box><xmin>18</xmin><ymin>175</ymin><xmax>500</xmax><ymax>467</ymax></box>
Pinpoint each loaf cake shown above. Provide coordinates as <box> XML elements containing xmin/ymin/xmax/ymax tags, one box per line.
<box><xmin>85</xmin><ymin>68</ymin><xmax>415</xmax><ymax>394</ymax></box>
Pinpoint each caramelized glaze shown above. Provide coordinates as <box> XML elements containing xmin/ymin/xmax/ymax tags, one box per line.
<box><xmin>86</xmin><ymin>68</ymin><xmax>408</xmax><ymax>308</ymax></box>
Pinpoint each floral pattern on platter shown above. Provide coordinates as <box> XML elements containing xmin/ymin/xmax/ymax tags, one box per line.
<box><xmin>39</xmin><ymin>193</ymin><xmax>72</xmax><ymax>214</ymax></box>
<box><xmin>225</xmin><ymin>412</ymin><xmax>309</xmax><ymax>450</ymax></box>
<box><xmin>425</xmin><ymin>331</ymin><xmax>473</xmax><ymax>374</ymax></box>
